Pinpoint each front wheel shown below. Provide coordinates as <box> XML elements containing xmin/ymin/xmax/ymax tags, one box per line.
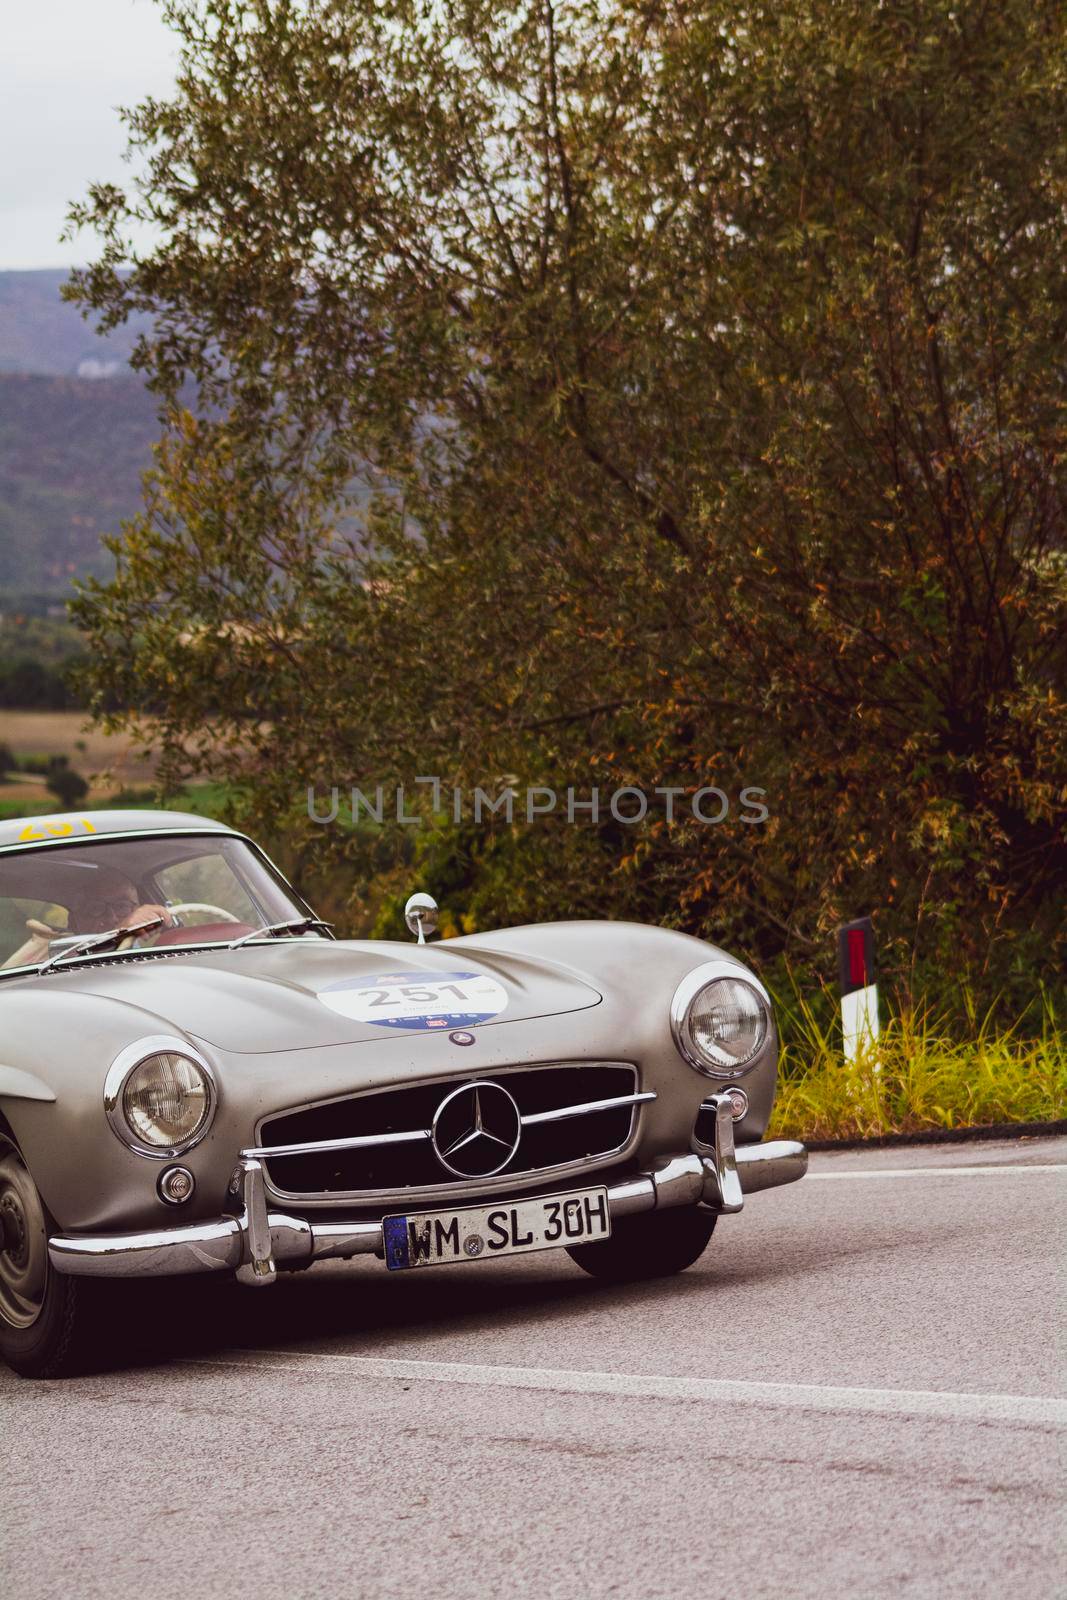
<box><xmin>567</xmin><ymin>1206</ymin><xmax>717</xmax><ymax>1283</ymax></box>
<box><xmin>0</xmin><ymin>1137</ymin><xmax>107</xmax><ymax>1378</ymax></box>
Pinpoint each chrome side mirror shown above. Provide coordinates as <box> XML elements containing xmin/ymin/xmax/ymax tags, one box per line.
<box><xmin>404</xmin><ymin>892</ymin><xmax>439</xmax><ymax>945</ymax></box>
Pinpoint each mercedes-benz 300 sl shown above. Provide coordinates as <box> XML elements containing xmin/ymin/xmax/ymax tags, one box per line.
<box><xmin>0</xmin><ymin>808</ymin><xmax>806</xmax><ymax>1376</ymax></box>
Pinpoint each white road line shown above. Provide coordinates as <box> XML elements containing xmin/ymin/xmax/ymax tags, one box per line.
<box><xmin>186</xmin><ymin>1350</ymin><xmax>1067</xmax><ymax>1427</ymax></box>
<box><xmin>807</xmin><ymin>1163</ymin><xmax>1066</xmax><ymax>1180</ymax></box>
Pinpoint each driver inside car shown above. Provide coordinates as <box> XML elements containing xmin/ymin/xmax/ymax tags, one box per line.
<box><xmin>2</xmin><ymin>867</ymin><xmax>172</xmax><ymax>970</ymax></box>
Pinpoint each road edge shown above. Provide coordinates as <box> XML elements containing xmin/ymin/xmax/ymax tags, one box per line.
<box><xmin>804</xmin><ymin>1118</ymin><xmax>1067</xmax><ymax>1152</ymax></box>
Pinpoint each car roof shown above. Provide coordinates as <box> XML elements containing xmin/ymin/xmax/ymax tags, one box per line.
<box><xmin>0</xmin><ymin>808</ymin><xmax>238</xmax><ymax>855</ymax></box>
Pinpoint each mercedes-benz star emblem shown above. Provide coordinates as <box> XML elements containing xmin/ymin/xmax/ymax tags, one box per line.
<box><xmin>431</xmin><ymin>1081</ymin><xmax>522</xmax><ymax>1179</ymax></box>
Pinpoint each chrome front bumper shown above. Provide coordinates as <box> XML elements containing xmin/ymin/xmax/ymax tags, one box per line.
<box><xmin>48</xmin><ymin>1098</ymin><xmax>807</xmax><ymax>1285</ymax></box>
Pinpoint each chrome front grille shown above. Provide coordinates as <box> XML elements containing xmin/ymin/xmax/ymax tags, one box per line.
<box><xmin>255</xmin><ymin>1062</ymin><xmax>647</xmax><ymax>1203</ymax></box>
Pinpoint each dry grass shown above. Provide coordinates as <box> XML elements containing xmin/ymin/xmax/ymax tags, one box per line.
<box><xmin>767</xmin><ymin>979</ymin><xmax>1065</xmax><ymax>1141</ymax></box>
<box><xmin>0</xmin><ymin>777</ymin><xmax>51</xmax><ymax>805</ymax></box>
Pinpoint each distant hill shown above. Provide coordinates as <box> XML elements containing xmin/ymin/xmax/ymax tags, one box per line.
<box><xmin>0</xmin><ymin>270</ymin><xmax>158</xmax><ymax>597</ymax></box>
<box><xmin>0</xmin><ymin>371</ymin><xmax>159</xmax><ymax>593</ymax></box>
<box><xmin>0</xmin><ymin>271</ymin><xmax>364</xmax><ymax>603</ymax></box>
<box><xmin>0</xmin><ymin>270</ymin><xmax>152</xmax><ymax>377</ymax></box>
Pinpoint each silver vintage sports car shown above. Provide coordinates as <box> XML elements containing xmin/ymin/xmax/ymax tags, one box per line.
<box><xmin>0</xmin><ymin>808</ymin><xmax>806</xmax><ymax>1376</ymax></box>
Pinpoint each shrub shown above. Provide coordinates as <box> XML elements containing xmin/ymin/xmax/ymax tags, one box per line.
<box><xmin>45</xmin><ymin>756</ymin><xmax>89</xmax><ymax>809</ymax></box>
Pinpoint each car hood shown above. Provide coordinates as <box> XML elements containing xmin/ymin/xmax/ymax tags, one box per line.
<box><xmin>49</xmin><ymin>938</ymin><xmax>603</xmax><ymax>1054</ymax></box>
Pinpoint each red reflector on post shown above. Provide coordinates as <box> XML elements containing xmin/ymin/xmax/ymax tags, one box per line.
<box><xmin>837</xmin><ymin>916</ymin><xmax>876</xmax><ymax>998</ymax></box>
<box><xmin>848</xmin><ymin>927</ymin><xmax>867</xmax><ymax>988</ymax></box>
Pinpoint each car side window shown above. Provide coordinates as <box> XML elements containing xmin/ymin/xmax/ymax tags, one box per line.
<box><xmin>0</xmin><ymin>896</ymin><xmax>69</xmax><ymax>968</ymax></box>
<box><xmin>155</xmin><ymin>852</ymin><xmax>259</xmax><ymax>924</ymax></box>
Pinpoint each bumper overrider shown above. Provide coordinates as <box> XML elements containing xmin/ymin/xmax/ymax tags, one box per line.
<box><xmin>47</xmin><ymin>1095</ymin><xmax>807</xmax><ymax>1286</ymax></box>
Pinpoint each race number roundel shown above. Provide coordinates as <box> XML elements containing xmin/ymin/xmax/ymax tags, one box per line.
<box><xmin>318</xmin><ymin>969</ymin><xmax>509</xmax><ymax>1030</ymax></box>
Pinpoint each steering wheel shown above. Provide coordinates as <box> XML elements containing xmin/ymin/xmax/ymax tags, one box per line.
<box><xmin>167</xmin><ymin>902</ymin><xmax>241</xmax><ymax>926</ymax></box>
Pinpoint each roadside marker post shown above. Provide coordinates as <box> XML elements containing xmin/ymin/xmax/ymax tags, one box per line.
<box><xmin>838</xmin><ymin>916</ymin><xmax>879</xmax><ymax>1063</ymax></box>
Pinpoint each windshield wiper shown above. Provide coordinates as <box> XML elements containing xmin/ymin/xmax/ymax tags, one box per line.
<box><xmin>37</xmin><ymin>915</ymin><xmax>165</xmax><ymax>975</ymax></box>
<box><xmin>228</xmin><ymin>917</ymin><xmax>334</xmax><ymax>949</ymax></box>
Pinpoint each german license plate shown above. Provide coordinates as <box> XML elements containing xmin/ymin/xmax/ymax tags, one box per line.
<box><xmin>382</xmin><ymin>1186</ymin><xmax>610</xmax><ymax>1271</ymax></box>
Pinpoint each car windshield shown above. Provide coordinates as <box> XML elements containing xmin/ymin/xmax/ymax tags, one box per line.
<box><xmin>0</xmin><ymin>831</ymin><xmax>325</xmax><ymax>976</ymax></box>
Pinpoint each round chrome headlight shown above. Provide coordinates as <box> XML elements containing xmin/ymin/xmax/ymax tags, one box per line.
<box><xmin>671</xmin><ymin>963</ymin><xmax>771</xmax><ymax>1078</ymax></box>
<box><xmin>104</xmin><ymin>1037</ymin><xmax>216</xmax><ymax>1157</ymax></box>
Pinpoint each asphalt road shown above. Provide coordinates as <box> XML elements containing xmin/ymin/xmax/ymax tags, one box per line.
<box><xmin>2</xmin><ymin>1136</ymin><xmax>1064</xmax><ymax>1600</ymax></box>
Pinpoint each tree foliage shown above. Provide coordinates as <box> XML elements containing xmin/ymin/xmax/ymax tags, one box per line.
<box><xmin>67</xmin><ymin>0</ymin><xmax>1066</xmax><ymax>999</ymax></box>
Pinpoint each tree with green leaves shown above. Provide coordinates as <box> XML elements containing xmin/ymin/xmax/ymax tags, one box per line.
<box><xmin>68</xmin><ymin>0</ymin><xmax>1066</xmax><ymax>1000</ymax></box>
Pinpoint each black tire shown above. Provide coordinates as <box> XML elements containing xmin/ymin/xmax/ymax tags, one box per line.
<box><xmin>566</xmin><ymin>1206</ymin><xmax>717</xmax><ymax>1283</ymax></box>
<box><xmin>0</xmin><ymin>1269</ymin><xmax>111</xmax><ymax>1379</ymax></box>
<box><xmin>0</xmin><ymin>1138</ymin><xmax>109</xmax><ymax>1378</ymax></box>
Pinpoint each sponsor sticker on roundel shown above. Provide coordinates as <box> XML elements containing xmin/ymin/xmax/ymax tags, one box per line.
<box><xmin>318</xmin><ymin>970</ymin><xmax>508</xmax><ymax>1029</ymax></box>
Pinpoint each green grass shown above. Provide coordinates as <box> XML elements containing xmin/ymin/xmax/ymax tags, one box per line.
<box><xmin>768</xmin><ymin>979</ymin><xmax>1066</xmax><ymax>1141</ymax></box>
<box><xmin>163</xmin><ymin>781</ymin><xmax>235</xmax><ymax>820</ymax></box>
<box><xmin>0</xmin><ymin>794</ymin><xmax>54</xmax><ymax>821</ymax></box>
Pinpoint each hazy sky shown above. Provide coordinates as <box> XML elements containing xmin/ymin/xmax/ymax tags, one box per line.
<box><xmin>1</xmin><ymin>0</ymin><xmax>179</xmax><ymax>270</ymax></box>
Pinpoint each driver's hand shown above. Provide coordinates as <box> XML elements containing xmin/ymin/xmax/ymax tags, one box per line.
<box><xmin>131</xmin><ymin>903</ymin><xmax>173</xmax><ymax>928</ymax></box>
<box><xmin>127</xmin><ymin>904</ymin><xmax>173</xmax><ymax>944</ymax></box>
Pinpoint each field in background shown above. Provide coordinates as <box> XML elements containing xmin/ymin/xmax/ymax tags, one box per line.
<box><xmin>0</xmin><ymin>709</ymin><xmax>159</xmax><ymax>813</ymax></box>
<box><xmin>0</xmin><ymin>709</ymin><xmax>233</xmax><ymax>824</ymax></box>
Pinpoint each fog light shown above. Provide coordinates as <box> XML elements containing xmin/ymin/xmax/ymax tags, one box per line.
<box><xmin>723</xmin><ymin>1087</ymin><xmax>748</xmax><ymax>1121</ymax></box>
<box><xmin>158</xmin><ymin>1165</ymin><xmax>195</xmax><ymax>1205</ymax></box>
